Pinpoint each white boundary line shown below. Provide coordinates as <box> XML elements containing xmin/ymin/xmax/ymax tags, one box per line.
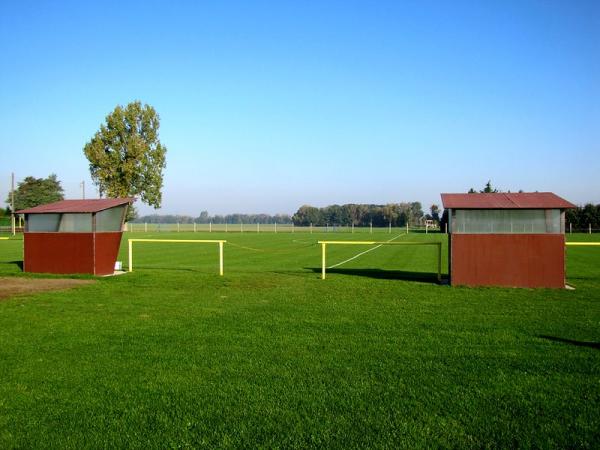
<box><xmin>327</xmin><ymin>233</ymin><xmax>405</xmax><ymax>269</ymax></box>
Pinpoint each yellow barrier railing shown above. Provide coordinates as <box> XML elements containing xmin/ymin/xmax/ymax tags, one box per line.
<box><xmin>318</xmin><ymin>240</ymin><xmax>442</xmax><ymax>282</ymax></box>
<box><xmin>566</xmin><ymin>242</ymin><xmax>600</xmax><ymax>246</ymax></box>
<box><xmin>128</xmin><ymin>239</ymin><xmax>227</xmax><ymax>275</ymax></box>
<box><xmin>0</xmin><ymin>237</ymin><xmax>8</xmax><ymax>240</ymax></box>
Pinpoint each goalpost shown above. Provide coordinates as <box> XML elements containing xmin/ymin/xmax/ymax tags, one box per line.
<box><xmin>318</xmin><ymin>240</ymin><xmax>442</xmax><ymax>282</ymax></box>
<box><xmin>128</xmin><ymin>239</ymin><xmax>226</xmax><ymax>275</ymax></box>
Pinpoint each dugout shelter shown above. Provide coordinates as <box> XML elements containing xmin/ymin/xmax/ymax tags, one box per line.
<box><xmin>18</xmin><ymin>198</ymin><xmax>133</xmax><ymax>275</ymax></box>
<box><xmin>441</xmin><ymin>192</ymin><xmax>575</xmax><ymax>288</ymax></box>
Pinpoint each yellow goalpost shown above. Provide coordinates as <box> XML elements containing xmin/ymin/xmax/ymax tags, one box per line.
<box><xmin>128</xmin><ymin>239</ymin><xmax>227</xmax><ymax>275</ymax></box>
<box><xmin>318</xmin><ymin>240</ymin><xmax>442</xmax><ymax>282</ymax></box>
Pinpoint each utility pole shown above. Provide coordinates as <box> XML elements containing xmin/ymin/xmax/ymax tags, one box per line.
<box><xmin>11</xmin><ymin>172</ymin><xmax>15</xmax><ymax>236</ymax></box>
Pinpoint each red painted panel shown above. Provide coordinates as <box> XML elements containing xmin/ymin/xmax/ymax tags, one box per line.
<box><xmin>24</xmin><ymin>233</ymin><xmax>95</xmax><ymax>274</ymax></box>
<box><xmin>23</xmin><ymin>232</ymin><xmax>123</xmax><ymax>275</ymax></box>
<box><xmin>451</xmin><ymin>234</ymin><xmax>565</xmax><ymax>288</ymax></box>
<box><xmin>94</xmin><ymin>233</ymin><xmax>123</xmax><ymax>275</ymax></box>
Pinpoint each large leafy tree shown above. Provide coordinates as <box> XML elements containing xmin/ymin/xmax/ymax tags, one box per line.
<box><xmin>6</xmin><ymin>174</ymin><xmax>64</xmax><ymax>211</ymax></box>
<box><xmin>83</xmin><ymin>101</ymin><xmax>167</xmax><ymax>215</ymax></box>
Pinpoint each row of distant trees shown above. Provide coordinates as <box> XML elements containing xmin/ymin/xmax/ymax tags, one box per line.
<box><xmin>566</xmin><ymin>204</ymin><xmax>600</xmax><ymax>229</ymax></box>
<box><xmin>133</xmin><ymin>212</ymin><xmax>293</xmax><ymax>224</ymax></box>
<box><xmin>291</xmin><ymin>203</ymin><xmax>429</xmax><ymax>227</ymax></box>
<box><xmin>4</xmin><ymin>175</ymin><xmax>599</xmax><ymax>229</ymax></box>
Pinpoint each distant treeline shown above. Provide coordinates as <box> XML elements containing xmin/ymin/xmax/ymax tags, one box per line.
<box><xmin>132</xmin><ymin>202</ymin><xmax>428</xmax><ymax>226</ymax></box>
<box><xmin>132</xmin><ymin>212</ymin><xmax>292</xmax><ymax>224</ymax></box>
<box><xmin>566</xmin><ymin>204</ymin><xmax>600</xmax><ymax>229</ymax></box>
<box><xmin>292</xmin><ymin>203</ymin><xmax>426</xmax><ymax>226</ymax></box>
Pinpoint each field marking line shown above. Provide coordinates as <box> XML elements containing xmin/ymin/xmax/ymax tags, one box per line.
<box><xmin>327</xmin><ymin>233</ymin><xmax>405</xmax><ymax>269</ymax></box>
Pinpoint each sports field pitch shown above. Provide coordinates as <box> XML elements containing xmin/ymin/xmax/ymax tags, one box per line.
<box><xmin>0</xmin><ymin>231</ymin><xmax>599</xmax><ymax>448</ymax></box>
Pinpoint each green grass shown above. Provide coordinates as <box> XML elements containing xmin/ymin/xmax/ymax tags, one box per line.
<box><xmin>0</xmin><ymin>231</ymin><xmax>599</xmax><ymax>448</ymax></box>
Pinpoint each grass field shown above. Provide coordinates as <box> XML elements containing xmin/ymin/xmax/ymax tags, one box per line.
<box><xmin>0</xmin><ymin>231</ymin><xmax>599</xmax><ymax>448</ymax></box>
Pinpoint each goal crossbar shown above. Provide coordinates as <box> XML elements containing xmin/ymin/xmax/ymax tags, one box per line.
<box><xmin>128</xmin><ymin>239</ymin><xmax>227</xmax><ymax>275</ymax></box>
<box><xmin>565</xmin><ymin>242</ymin><xmax>600</xmax><ymax>246</ymax></box>
<box><xmin>317</xmin><ymin>240</ymin><xmax>442</xmax><ymax>282</ymax></box>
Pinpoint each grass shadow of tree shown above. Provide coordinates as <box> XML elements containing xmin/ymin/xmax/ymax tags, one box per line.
<box><xmin>8</xmin><ymin>261</ymin><xmax>23</xmax><ymax>270</ymax></box>
<box><xmin>306</xmin><ymin>267</ymin><xmax>442</xmax><ymax>284</ymax></box>
<box><xmin>538</xmin><ymin>335</ymin><xmax>600</xmax><ymax>350</ymax></box>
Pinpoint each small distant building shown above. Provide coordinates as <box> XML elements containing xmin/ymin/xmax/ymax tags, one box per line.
<box><xmin>17</xmin><ymin>198</ymin><xmax>133</xmax><ymax>275</ymax></box>
<box><xmin>441</xmin><ymin>192</ymin><xmax>575</xmax><ymax>288</ymax></box>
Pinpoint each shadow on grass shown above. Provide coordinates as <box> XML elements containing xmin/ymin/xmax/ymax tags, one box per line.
<box><xmin>8</xmin><ymin>261</ymin><xmax>23</xmax><ymax>270</ymax></box>
<box><xmin>539</xmin><ymin>335</ymin><xmax>600</xmax><ymax>350</ymax></box>
<box><xmin>306</xmin><ymin>267</ymin><xmax>442</xmax><ymax>284</ymax></box>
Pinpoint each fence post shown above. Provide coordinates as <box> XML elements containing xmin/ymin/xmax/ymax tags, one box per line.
<box><xmin>210</xmin><ymin>222</ymin><xmax>212</xmax><ymax>233</ymax></box>
<box><xmin>275</xmin><ymin>222</ymin><xmax>277</xmax><ymax>233</ymax></box>
<box><xmin>225</xmin><ymin>223</ymin><xmax>228</xmax><ymax>233</ymax></box>
<box><xmin>569</xmin><ymin>222</ymin><xmax>572</xmax><ymax>234</ymax></box>
<box><xmin>219</xmin><ymin>241</ymin><xmax>224</xmax><ymax>276</ymax></box>
<box><xmin>370</xmin><ymin>222</ymin><xmax>372</xmax><ymax>234</ymax></box>
<box><xmin>352</xmin><ymin>223</ymin><xmax>354</xmax><ymax>233</ymax></box>
<box><xmin>310</xmin><ymin>223</ymin><xmax>313</xmax><ymax>234</ymax></box>
<box><xmin>321</xmin><ymin>243</ymin><xmax>327</xmax><ymax>280</ymax></box>
<box><xmin>590</xmin><ymin>223</ymin><xmax>592</xmax><ymax>235</ymax></box>
<box><xmin>194</xmin><ymin>222</ymin><xmax>196</xmax><ymax>232</ymax></box>
<box><xmin>389</xmin><ymin>222</ymin><xmax>392</xmax><ymax>234</ymax></box>
<box><xmin>145</xmin><ymin>222</ymin><xmax>147</xmax><ymax>232</ymax></box>
<box><xmin>128</xmin><ymin>240</ymin><xmax>133</xmax><ymax>272</ymax></box>
<box><xmin>177</xmin><ymin>222</ymin><xmax>180</xmax><ymax>232</ymax></box>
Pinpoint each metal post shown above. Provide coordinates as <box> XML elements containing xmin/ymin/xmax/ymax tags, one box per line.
<box><xmin>370</xmin><ymin>222</ymin><xmax>372</xmax><ymax>234</ymax></box>
<box><xmin>321</xmin><ymin>243</ymin><xmax>326</xmax><ymax>280</ymax></box>
<box><xmin>310</xmin><ymin>223</ymin><xmax>313</xmax><ymax>234</ymax></box>
<box><xmin>177</xmin><ymin>222</ymin><xmax>180</xmax><ymax>232</ymax></box>
<box><xmin>241</xmin><ymin>222</ymin><xmax>243</xmax><ymax>233</ymax></box>
<box><xmin>275</xmin><ymin>222</ymin><xmax>277</xmax><ymax>233</ymax></box>
<box><xmin>209</xmin><ymin>222</ymin><xmax>212</xmax><ymax>233</ymax></box>
<box><xmin>406</xmin><ymin>223</ymin><xmax>409</xmax><ymax>234</ymax></box>
<box><xmin>389</xmin><ymin>222</ymin><xmax>391</xmax><ymax>233</ymax></box>
<box><xmin>437</xmin><ymin>243</ymin><xmax>442</xmax><ymax>283</ymax></box>
<box><xmin>219</xmin><ymin>241</ymin><xmax>224</xmax><ymax>276</ymax></box>
<box><xmin>225</xmin><ymin>223</ymin><xmax>228</xmax><ymax>233</ymax></box>
<box><xmin>292</xmin><ymin>223</ymin><xmax>294</xmax><ymax>233</ymax></box>
<box><xmin>194</xmin><ymin>222</ymin><xmax>196</xmax><ymax>232</ymax></box>
<box><xmin>590</xmin><ymin>223</ymin><xmax>592</xmax><ymax>234</ymax></box>
<box><xmin>257</xmin><ymin>223</ymin><xmax>260</xmax><ymax>233</ymax></box>
<box><xmin>569</xmin><ymin>222</ymin><xmax>572</xmax><ymax>234</ymax></box>
<box><xmin>128</xmin><ymin>240</ymin><xmax>133</xmax><ymax>272</ymax></box>
<box><xmin>145</xmin><ymin>222</ymin><xmax>147</xmax><ymax>232</ymax></box>
<box><xmin>352</xmin><ymin>223</ymin><xmax>354</xmax><ymax>233</ymax></box>
<box><xmin>11</xmin><ymin>172</ymin><xmax>15</xmax><ymax>236</ymax></box>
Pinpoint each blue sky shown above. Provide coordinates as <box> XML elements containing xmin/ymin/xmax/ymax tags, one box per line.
<box><xmin>1</xmin><ymin>0</ymin><xmax>598</xmax><ymax>216</ymax></box>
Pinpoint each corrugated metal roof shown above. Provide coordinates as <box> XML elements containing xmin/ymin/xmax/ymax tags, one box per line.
<box><xmin>17</xmin><ymin>198</ymin><xmax>134</xmax><ymax>214</ymax></box>
<box><xmin>440</xmin><ymin>192</ymin><xmax>575</xmax><ymax>209</ymax></box>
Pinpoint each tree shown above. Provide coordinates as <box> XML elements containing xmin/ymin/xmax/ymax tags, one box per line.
<box><xmin>5</xmin><ymin>174</ymin><xmax>64</xmax><ymax>211</ymax></box>
<box><xmin>468</xmin><ymin>181</ymin><xmax>499</xmax><ymax>193</ymax></box>
<box><xmin>83</xmin><ymin>101</ymin><xmax>167</xmax><ymax>218</ymax></box>
<box><xmin>430</xmin><ymin>204</ymin><xmax>440</xmax><ymax>223</ymax></box>
<box><xmin>481</xmin><ymin>181</ymin><xmax>498</xmax><ymax>193</ymax></box>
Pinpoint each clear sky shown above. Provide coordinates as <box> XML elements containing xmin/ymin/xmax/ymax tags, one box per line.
<box><xmin>1</xmin><ymin>0</ymin><xmax>598</xmax><ymax>216</ymax></box>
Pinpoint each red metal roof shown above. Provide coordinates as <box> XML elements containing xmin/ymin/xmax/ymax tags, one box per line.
<box><xmin>17</xmin><ymin>198</ymin><xmax>134</xmax><ymax>214</ymax></box>
<box><xmin>440</xmin><ymin>192</ymin><xmax>575</xmax><ymax>209</ymax></box>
